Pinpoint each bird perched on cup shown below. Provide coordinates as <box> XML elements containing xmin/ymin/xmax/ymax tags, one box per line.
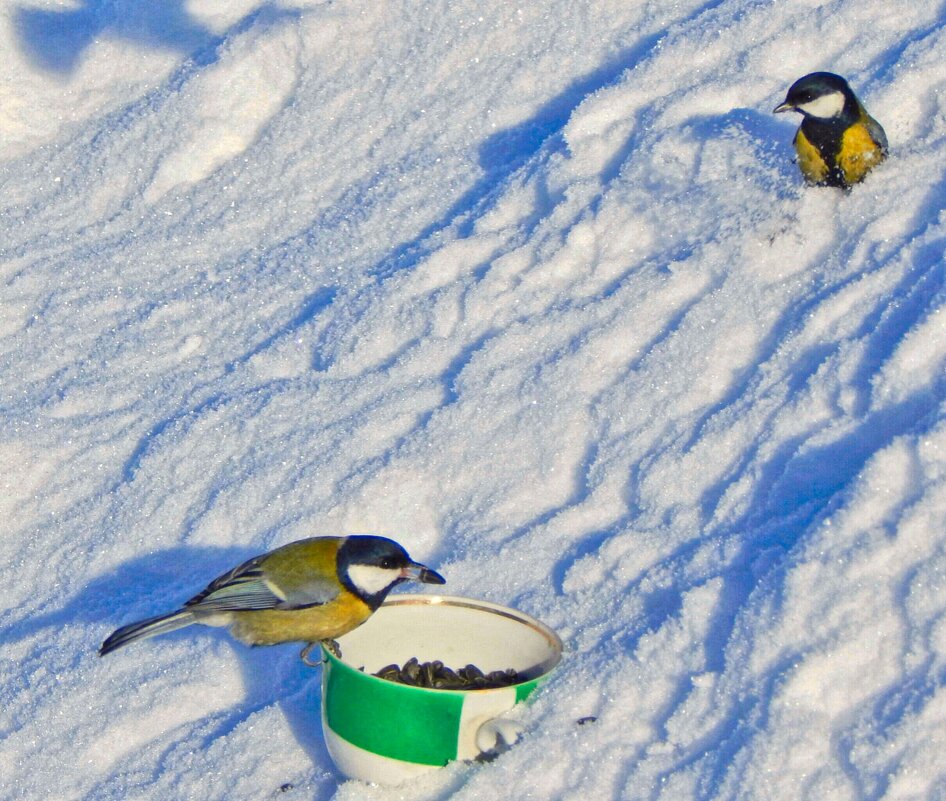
<box><xmin>99</xmin><ymin>535</ymin><xmax>445</xmax><ymax>662</ymax></box>
<box><xmin>774</xmin><ymin>71</ymin><xmax>887</xmax><ymax>189</ymax></box>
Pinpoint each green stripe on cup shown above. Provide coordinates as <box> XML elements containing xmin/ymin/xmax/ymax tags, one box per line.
<box><xmin>515</xmin><ymin>677</ymin><xmax>540</xmax><ymax>703</ymax></box>
<box><xmin>324</xmin><ymin>656</ymin><xmax>466</xmax><ymax>766</ymax></box>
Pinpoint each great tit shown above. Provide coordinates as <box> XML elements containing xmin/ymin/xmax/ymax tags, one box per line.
<box><xmin>99</xmin><ymin>535</ymin><xmax>445</xmax><ymax>657</ymax></box>
<box><xmin>774</xmin><ymin>71</ymin><xmax>887</xmax><ymax>188</ymax></box>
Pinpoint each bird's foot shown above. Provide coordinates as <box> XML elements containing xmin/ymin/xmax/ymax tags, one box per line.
<box><xmin>299</xmin><ymin>639</ymin><xmax>342</xmax><ymax>666</ymax></box>
<box><xmin>323</xmin><ymin>638</ymin><xmax>341</xmax><ymax>658</ymax></box>
<box><xmin>300</xmin><ymin>642</ymin><xmax>322</xmax><ymax>667</ymax></box>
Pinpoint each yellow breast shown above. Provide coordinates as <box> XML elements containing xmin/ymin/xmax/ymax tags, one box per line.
<box><xmin>837</xmin><ymin>122</ymin><xmax>886</xmax><ymax>185</ymax></box>
<box><xmin>793</xmin><ymin>122</ymin><xmax>885</xmax><ymax>187</ymax></box>
<box><xmin>228</xmin><ymin>591</ymin><xmax>373</xmax><ymax>645</ymax></box>
<box><xmin>793</xmin><ymin>128</ymin><xmax>830</xmax><ymax>184</ymax></box>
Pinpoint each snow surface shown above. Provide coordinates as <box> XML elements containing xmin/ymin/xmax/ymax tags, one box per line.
<box><xmin>2</xmin><ymin>1</ymin><xmax>946</xmax><ymax>799</ymax></box>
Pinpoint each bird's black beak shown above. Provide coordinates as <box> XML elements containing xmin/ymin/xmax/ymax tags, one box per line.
<box><xmin>401</xmin><ymin>561</ymin><xmax>446</xmax><ymax>585</ymax></box>
<box><xmin>773</xmin><ymin>101</ymin><xmax>793</xmax><ymax>114</ymax></box>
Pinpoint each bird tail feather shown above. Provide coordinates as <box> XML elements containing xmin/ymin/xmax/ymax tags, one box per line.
<box><xmin>99</xmin><ymin>609</ymin><xmax>196</xmax><ymax>656</ymax></box>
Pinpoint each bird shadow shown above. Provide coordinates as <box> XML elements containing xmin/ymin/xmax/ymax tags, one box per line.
<box><xmin>7</xmin><ymin>544</ymin><xmax>343</xmax><ymax>794</ymax></box>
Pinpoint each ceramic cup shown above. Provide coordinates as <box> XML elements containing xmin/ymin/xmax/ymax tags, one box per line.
<box><xmin>320</xmin><ymin>594</ymin><xmax>562</xmax><ymax>784</ymax></box>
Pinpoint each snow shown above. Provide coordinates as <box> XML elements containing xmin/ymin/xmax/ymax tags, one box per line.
<box><xmin>2</xmin><ymin>0</ymin><xmax>946</xmax><ymax>799</ymax></box>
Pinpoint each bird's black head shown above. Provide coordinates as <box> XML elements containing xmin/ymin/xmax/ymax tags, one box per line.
<box><xmin>774</xmin><ymin>72</ymin><xmax>858</xmax><ymax>120</ymax></box>
<box><xmin>337</xmin><ymin>535</ymin><xmax>445</xmax><ymax>609</ymax></box>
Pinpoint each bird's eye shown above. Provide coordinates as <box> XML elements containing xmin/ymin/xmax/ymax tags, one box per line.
<box><xmin>380</xmin><ymin>557</ymin><xmax>396</xmax><ymax>569</ymax></box>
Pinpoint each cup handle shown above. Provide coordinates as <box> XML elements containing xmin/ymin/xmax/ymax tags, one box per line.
<box><xmin>474</xmin><ymin>718</ymin><xmax>524</xmax><ymax>760</ymax></box>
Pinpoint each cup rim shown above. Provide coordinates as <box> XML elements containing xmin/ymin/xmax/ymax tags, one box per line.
<box><xmin>321</xmin><ymin>594</ymin><xmax>563</xmax><ymax>695</ymax></box>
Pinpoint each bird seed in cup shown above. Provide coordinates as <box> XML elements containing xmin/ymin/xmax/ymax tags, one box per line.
<box><xmin>373</xmin><ymin>657</ymin><xmax>525</xmax><ymax>690</ymax></box>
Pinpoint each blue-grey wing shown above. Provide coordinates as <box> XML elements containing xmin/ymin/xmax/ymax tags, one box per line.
<box><xmin>865</xmin><ymin>113</ymin><xmax>888</xmax><ymax>154</ymax></box>
<box><xmin>185</xmin><ymin>554</ymin><xmax>339</xmax><ymax>612</ymax></box>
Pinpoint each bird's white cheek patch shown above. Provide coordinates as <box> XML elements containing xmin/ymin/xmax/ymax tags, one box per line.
<box><xmin>347</xmin><ymin>564</ymin><xmax>402</xmax><ymax>596</ymax></box>
<box><xmin>797</xmin><ymin>91</ymin><xmax>845</xmax><ymax>119</ymax></box>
